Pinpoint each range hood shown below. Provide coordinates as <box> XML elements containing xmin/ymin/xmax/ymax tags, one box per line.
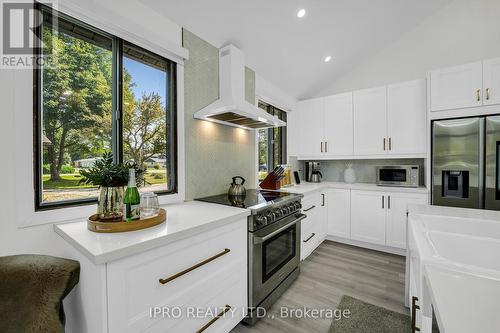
<box><xmin>194</xmin><ymin>44</ymin><xmax>285</xmax><ymax>130</ymax></box>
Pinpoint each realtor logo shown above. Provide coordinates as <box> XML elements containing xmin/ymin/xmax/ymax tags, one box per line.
<box><xmin>1</xmin><ymin>0</ymin><xmax>57</xmax><ymax>68</ymax></box>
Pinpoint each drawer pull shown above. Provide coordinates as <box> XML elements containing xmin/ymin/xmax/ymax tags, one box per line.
<box><xmin>159</xmin><ymin>249</ymin><xmax>230</xmax><ymax>285</ymax></box>
<box><xmin>304</xmin><ymin>233</ymin><xmax>316</xmax><ymax>243</ymax></box>
<box><xmin>196</xmin><ymin>304</ymin><xmax>231</xmax><ymax>333</ymax></box>
<box><xmin>303</xmin><ymin>205</ymin><xmax>316</xmax><ymax>212</ymax></box>
<box><xmin>411</xmin><ymin>296</ymin><xmax>421</xmax><ymax>333</ymax></box>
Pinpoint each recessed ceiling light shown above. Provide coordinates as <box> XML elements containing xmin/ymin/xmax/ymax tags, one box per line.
<box><xmin>324</xmin><ymin>56</ymin><xmax>332</xmax><ymax>63</ymax></box>
<box><xmin>297</xmin><ymin>9</ymin><xmax>306</xmax><ymax>18</ymax></box>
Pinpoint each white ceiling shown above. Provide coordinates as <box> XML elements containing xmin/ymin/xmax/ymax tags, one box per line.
<box><xmin>141</xmin><ymin>0</ymin><xmax>452</xmax><ymax>100</ymax></box>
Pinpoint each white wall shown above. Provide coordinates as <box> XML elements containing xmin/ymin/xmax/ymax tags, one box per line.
<box><xmin>315</xmin><ymin>0</ymin><xmax>500</xmax><ymax>97</ymax></box>
<box><xmin>0</xmin><ymin>0</ymin><xmax>182</xmax><ymax>258</ymax></box>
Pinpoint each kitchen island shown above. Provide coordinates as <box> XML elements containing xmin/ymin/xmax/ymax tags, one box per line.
<box><xmin>54</xmin><ymin>200</ymin><xmax>250</xmax><ymax>333</ymax></box>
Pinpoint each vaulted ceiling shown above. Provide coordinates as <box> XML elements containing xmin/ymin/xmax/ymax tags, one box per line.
<box><xmin>141</xmin><ymin>0</ymin><xmax>452</xmax><ymax>99</ymax></box>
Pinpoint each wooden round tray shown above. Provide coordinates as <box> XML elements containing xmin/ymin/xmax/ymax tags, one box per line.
<box><xmin>87</xmin><ymin>208</ymin><xmax>166</xmax><ymax>233</ymax></box>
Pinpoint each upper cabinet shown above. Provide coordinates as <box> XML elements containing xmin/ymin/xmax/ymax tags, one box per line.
<box><xmin>297</xmin><ymin>93</ymin><xmax>353</xmax><ymax>157</ymax></box>
<box><xmin>430</xmin><ymin>57</ymin><xmax>500</xmax><ymax>112</ymax></box>
<box><xmin>297</xmin><ymin>98</ymin><xmax>324</xmax><ymax>156</ymax></box>
<box><xmin>387</xmin><ymin>80</ymin><xmax>427</xmax><ymax>155</ymax></box>
<box><xmin>323</xmin><ymin>92</ymin><xmax>353</xmax><ymax>156</ymax></box>
<box><xmin>483</xmin><ymin>57</ymin><xmax>500</xmax><ymax>106</ymax></box>
<box><xmin>352</xmin><ymin>80</ymin><xmax>427</xmax><ymax>156</ymax></box>
<box><xmin>353</xmin><ymin>87</ymin><xmax>387</xmax><ymax>155</ymax></box>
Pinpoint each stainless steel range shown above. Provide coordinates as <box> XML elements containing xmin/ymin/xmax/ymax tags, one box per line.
<box><xmin>196</xmin><ymin>189</ymin><xmax>304</xmax><ymax>324</ymax></box>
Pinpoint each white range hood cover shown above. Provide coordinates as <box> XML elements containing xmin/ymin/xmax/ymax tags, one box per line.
<box><xmin>194</xmin><ymin>44</ymin><xmax>285</xmax><ymax>129</ymax></box>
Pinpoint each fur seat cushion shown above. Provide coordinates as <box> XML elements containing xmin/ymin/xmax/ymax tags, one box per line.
<box><xmin>0</xmin><ymin>255</ymin><xmax>80</xmax><ymax>333</ymax></box>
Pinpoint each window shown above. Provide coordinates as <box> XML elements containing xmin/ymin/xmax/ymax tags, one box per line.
<box><xmin>258</xmin><ymin>101</ymin><xmax>287</xmax><ymax>180</ymax></box>
<box><xmin>34</xmin><ymin>5</ymin><xmax>177</xmax><ymax>210</ymax></box>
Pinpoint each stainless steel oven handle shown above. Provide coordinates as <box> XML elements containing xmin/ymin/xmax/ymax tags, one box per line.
<box><xmin>253</xmin><ymin>214</ymin><xmax>306</xmax><ymax>244</ymax></box>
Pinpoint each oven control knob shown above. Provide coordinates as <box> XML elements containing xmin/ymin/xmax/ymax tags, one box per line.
<box><xmin>281</xmin><ymin>206</ymin><xmax>289</xmax><ymax>215</ymax></box>
<box><xmin>256</xmin><ymin>215</ymin><xmax>267</xmax><ymax>227</ymax></box>
<box><xmin>274</xmin><ymin>208</ymin><xmax>283</xmax><ymax>218</ymax></box>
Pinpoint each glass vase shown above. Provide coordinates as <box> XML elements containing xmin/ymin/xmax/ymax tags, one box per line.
<box><xmin>98</xmin><ymin>186</ymin><xmax>124</xmax><ymax>221</ymax></box>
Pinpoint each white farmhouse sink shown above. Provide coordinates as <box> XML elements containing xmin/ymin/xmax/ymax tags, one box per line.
<box><xmin>426</xmin><ymin>231</ymin><xmax>500</xmax><ymax>272</ymax></box>
<box><xmin>421</xmin><ymin>215</ymin><xmax>500</xmax><ymax>239</ymax></box>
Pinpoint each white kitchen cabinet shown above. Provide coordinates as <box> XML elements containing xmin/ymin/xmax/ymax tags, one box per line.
<box><xmin>353</xmin><ymin>87</ymin><xmax>387</xmax><ymax>155</ymax></box>
<box><xmin>387</xmin><ymin>80</ymin><xmax>427</xmax><ymax>155</ymax></box>
<box><xmin>430</xmin><ymin>61</ymin><xmax>483</xmax><ymax>111</ymax></box>
<box><xmin>297</xmin><ymin>98</ymin><xmax>324</xmax><ymax>156</ymax></box>
<box><xmin>350</xmin><ymin>190</ymin><xmax>387</xmax><ymax>245</ymax></box>
<box><xmin>323</xmin><ymin>92</ymin><xmax>353</xmax><ymax>156</ymax></box>
<box><xmin>300</xmin><ymin>191</ymin><xmax>326</xmax><ymax>260</ymax></box>
<box><xmin>349</xmin><ymin>189</ymin><xmax>427</xmax><ymax>249</ymax></box>
<box><xmin>483</xmin><ymin>57</ymin><xmax>500</xmax><ymax>106</ymax></box>
<box><xmin>325</xmin><ymin>188</ymin><xmax>351</xmax><ymax>238</ymax></box>
<box><xmin>385</xmin><ymin>192</ymin><xmax>427</xmax><ymax>249</ymax></box>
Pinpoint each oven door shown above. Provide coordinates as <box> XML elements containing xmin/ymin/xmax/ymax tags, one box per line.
<box><xmin>249</xmin><ymin>213</ymin><xmax>305</xmax><ymax>308</ymax></box>
<box><xmin>377</xmin><ymin>166</ymin><xmax>410</xmax><ymax>186</ymax></box>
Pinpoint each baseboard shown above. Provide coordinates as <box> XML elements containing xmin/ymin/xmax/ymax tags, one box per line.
<box><xmin>324</xmin><ymin>235</ymin><xmax>406</xmax><ymax>256</ymax></box>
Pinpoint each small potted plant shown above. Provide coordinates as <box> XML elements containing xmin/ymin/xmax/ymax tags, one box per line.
<box><xmin>79</xmin><ymin>152</ymin><xmax>144</xmax><ymax>221</ymax></box>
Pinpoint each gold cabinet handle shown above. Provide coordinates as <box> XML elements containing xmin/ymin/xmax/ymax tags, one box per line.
<box><xmin>321</xmin><ymin>193</ymin><xmax>325</xmax><ymax>206</ymax></box>
<box><xmin>320</xmin><ymin>142</ymin><xmax>324</xmax><ymax>153</ymax></box>
<box><xmin>477</xmin><ymin>89</ymin><xmax>481</xmax><ymax>102</ymax></box>
<box><xmin>325</xmin><ymin>141</ymin><xmax>328</xmax><ymax>153</ymax></box>
<box><xmin>388</xmin><ymin>137</ymin><xmax>392</xmax><ymax>151</ymax></box>
<box><xmin>486</xmin><ymin>88</ymin><xmax>491</xmax><ymax>101</ymax></box>
<box><xmin>383</xmin><ymin>138</ymin><xmax>386</xmax><ymax>151</ymax></box>
<box><xmin>196</xmin><ymin>304</ymin><xmax>231</xmax><ymax>333</ymax></box>
<box><xmin>411</xmin><ymin>296</ymin><xmax>421</xmax><ymax>332</ymax></box>
<box><xmin>303</xmin><ymin>233</ymin><xmax>316</xmax><ymax>243</ymax></box>
<box><xmin>303</xmin><ymin>205</ymin><xmax>316</xmax><ymax>212</ymax></box>
<box><xmin>159</xmin><ymin>249</ymin><xmax>230</xmax><ymax>284</ymax></box>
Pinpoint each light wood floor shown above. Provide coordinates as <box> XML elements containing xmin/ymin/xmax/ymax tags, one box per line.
<box><xmin>232</xmin><ymin>241</ymin><xmax>408</xmax><ymax>333</ymax></box>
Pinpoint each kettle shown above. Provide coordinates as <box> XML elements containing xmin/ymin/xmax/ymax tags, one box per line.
<box><xmin>228</xmin><ymin>176</ymin><xmax>246</xmax><ymax>196</ymax></box>
<box><xmin>310</xmin><ymin>171</ymin><xmax>323</xmax><ymax>183</ymax></box>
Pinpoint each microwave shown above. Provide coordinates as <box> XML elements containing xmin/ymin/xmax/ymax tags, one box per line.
<box><xmin>376</xmin><ymin>165</ymin><xmax>420</xmax><ymax>187</ymax></box>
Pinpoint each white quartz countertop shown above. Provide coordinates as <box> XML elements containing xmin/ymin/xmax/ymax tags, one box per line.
<box><xmin>277</xmin><ymin>182</ymin><xmax>428</xmax><ymax>195</ymax></box>
<box><xmin>54</xmin><ymin>201</ymin><xmax>250</xmax><ymax>264</ymax></box>
<box><xmin>425</xmin><ymin>265</ymin><xmax>500</xmax><ymax>333</ymax></box>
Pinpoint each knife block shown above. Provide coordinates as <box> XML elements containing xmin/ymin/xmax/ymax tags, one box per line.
<box><xmin>259</xmin><ymin>174</ymin><xmax>281</xmax><ymax>190</ymax></box>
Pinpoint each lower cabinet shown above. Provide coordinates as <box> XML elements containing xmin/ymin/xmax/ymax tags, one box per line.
<box><xmin>325</xmin><ymin>188</ymin><xmax>351</xmax><ymax>239</ymax></box>
<box><xmin>325</xmin><ymin>188</ymin><xmax>428</xmax><ymax>251</ymax></box>
<box><xmin>106</xmin><ymin>221</ymin><xmax>247</xmax><ymax>333</ymax></box>
<box><xmin>350</xmin><ymin>190</ymin><xmax>387</xmax><ymax>245</ymax></box>
<box><xmin>300</xmin><ymin>191</ymin><xmax>326</xmax><ymax>260</ymax></box>
<box><xmin>386</xmin><ymin>192</ymin><xmax>428</xmax><ymax>249</ymax></box>
<box><xmin>300</xmin><ymin>187</ymin><xmax>427</xmax><ymax>259</ymax></box>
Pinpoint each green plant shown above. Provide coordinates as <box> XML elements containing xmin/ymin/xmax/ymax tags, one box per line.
<box><xmin>153</xmin><ymin>163</ymin><xmax>161</xmax><ymax>170</ymax></box>
<box><xmin>79</xmin><ymin>152</ymin><xmax>144</xmax><ymax>187</ymax></box>
<box><xmin>42</xmin><ymin>164</ymin><xmax>50</xmax><ymax>175</ymax></box>
<box><xmin>61</xmin><ymin>165</ymin><xmax>75</xmax><ymax>174</ymax></box>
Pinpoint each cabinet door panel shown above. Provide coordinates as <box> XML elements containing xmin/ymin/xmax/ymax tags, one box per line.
<box><xmin>387</xmin><ymin>79</ymin><xmax>427</xmax><ymax>155</ymax></box>
<box><xmin>326</xmin><ymin>188</ymin><xmax>351</xmax><ymax>238</ymax></box>
<box><xmin>430</xmin><ymin>61</ymin><xmax>483</xmax><ymax>111</ymax></box>
<box><xmin>297</xmin><ymin>98</ymin><xmax>324</xmax><ymax>156</ymax></box>
<box><xmin>350</xmin><ymin>190</ymin><xmax>386</xmax><ymax>245</ymax></box>
<box><xmin>386</xmin><ymin>193</ymin><xmax>427</xmax><ymax>249</ymax></box>
<box><xmin>353</xmin><ymin>87</ymin><xmax>387</xmax><ymax>155</ymax></box>
<box><xmin>483</xmin><ymin>57</ymin><xmax>500</xmax><ymax>106</ymax></box>
<box><xmin>324</xmin><ymin>92</ymin><xmax>353</xmax><ymax>156</ymax></box>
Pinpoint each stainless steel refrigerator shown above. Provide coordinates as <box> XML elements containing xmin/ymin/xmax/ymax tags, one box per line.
<box><xmin>432</xmin><ymin>115</ymin><xmax>500</xmax><ymax>210</ymax></box>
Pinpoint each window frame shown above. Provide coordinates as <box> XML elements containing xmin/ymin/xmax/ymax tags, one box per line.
<box><xmin>33</xmin><ymin>4</ymin><xmax>178</xmax><ymax>211</ymax></box>
<box><xmin>257</xmin><ymin>101</ymin><xmax>287</xmax><ymax>180</ymax></box>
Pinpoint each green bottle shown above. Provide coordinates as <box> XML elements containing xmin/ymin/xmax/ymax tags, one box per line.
<box><xmin>124</xmin><ymin>168</ymin><xmax>140</xmax><ymax>221</ymax></box>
